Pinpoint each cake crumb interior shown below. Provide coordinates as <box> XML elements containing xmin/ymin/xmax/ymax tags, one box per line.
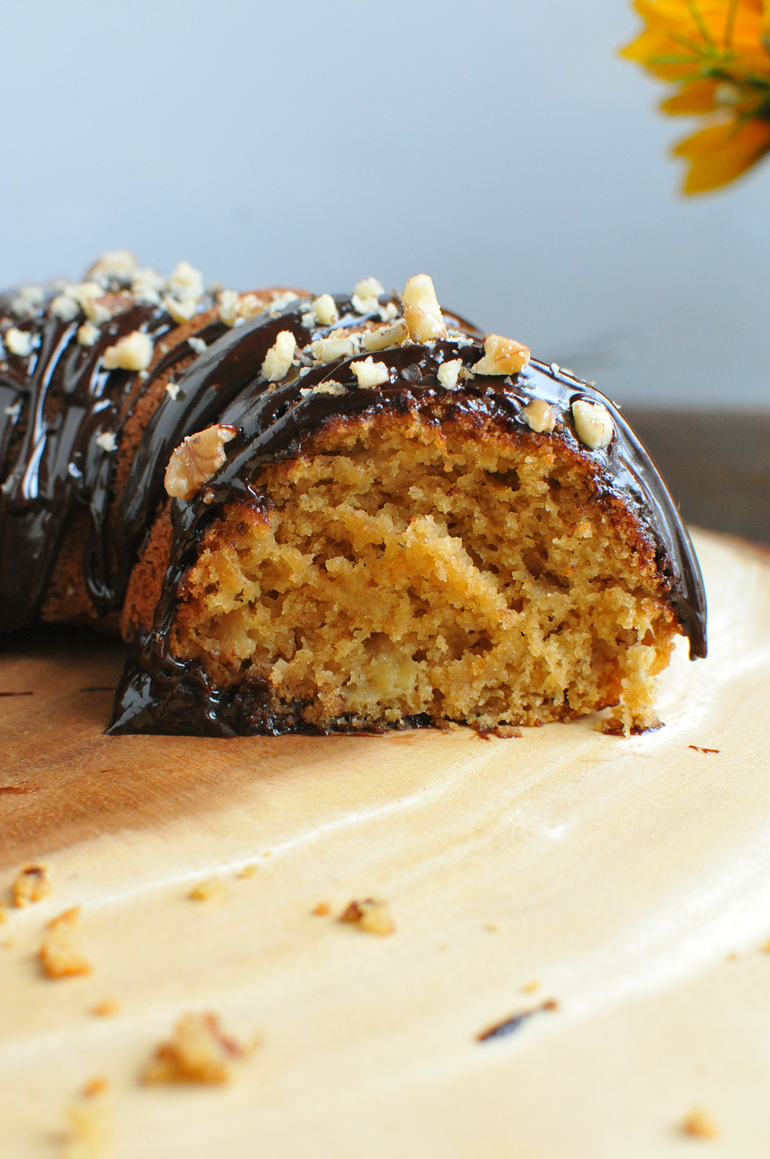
<box><xmin>172</xmin><ymin>411</ymin><xmax>678</xmax><ymax>731</ymax></box>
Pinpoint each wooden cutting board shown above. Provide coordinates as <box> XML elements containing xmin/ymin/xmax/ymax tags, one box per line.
<box><xmin>2</xmin><ymin>528</ymin><xmax>770</xmax><ymax>1158</ymax></box>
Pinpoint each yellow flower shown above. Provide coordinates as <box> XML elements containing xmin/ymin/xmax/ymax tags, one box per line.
<box><xmin>621</xmin><ymin>0</ymin><xmax>770</xmax><ymax>192</ymax></box>
<box><xmin>672</xmin><ymin>115</ymin><xmax>770</xmax><ymax>191</ymax></box>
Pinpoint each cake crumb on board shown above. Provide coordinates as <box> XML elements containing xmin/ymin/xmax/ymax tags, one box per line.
<box><xmin>142</xmin><ymin>1012</ymin><xmax>250</xmax><ymax>1085</ymax></box>
<box><xmin>91</xmin><ymin>999</ymin><xmax>120</xmax><ymax>1018</ymax></box>
<box><xmin>12</xmin><ymin>863</ymin><xmax>51</xmax><ymax>906</ymax></box>
<box><xmin>339</xmin><ymin>898</ymin><xmax>395</xmax><ymax>936</ymax></box>
<box><xmin>61</xmin><ymin>1085</ymin><xmax>112</xmax><ymax>1159</ymax></box>
<box><xmin>188</xmin><ymin>878</ymin><xmax>226</xmax><ymax>902</ymax></box>
<box><xmin>681</xmin><ymin>1106</ymin><xmax>719</xmax><ymax>1139</ymax></box>
<box><xmin>41</xmin><ymin>907</ymin><xmax>91</xmax><ymax>979</ymax></box>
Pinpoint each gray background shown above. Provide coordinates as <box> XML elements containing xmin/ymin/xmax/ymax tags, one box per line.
<box><xmin>1</xmin><ymin>0</ymin><xmax>768</xmax><ymax>408</ymax></box>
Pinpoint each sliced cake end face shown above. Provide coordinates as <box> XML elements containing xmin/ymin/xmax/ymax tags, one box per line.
<box><xmin>166</xmin><ymin>409</ymin><xmax>680</xmax><ymax>733</ymax></box>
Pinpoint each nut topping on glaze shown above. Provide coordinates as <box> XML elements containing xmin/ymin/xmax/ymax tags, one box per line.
<box><xmin>572</xmin><ymin>399</ymin><xmax>614</xmax><ymax>450</ymax></box>
<box><xmin>362</xmin><ymin>318</ymin><xmax>408</xmax><ymax>351</ymax></box>
<box><xmin>77</xmin><ymin>322</ymin><xmax>100</xmax><ymax>347</ymax></box>
<box><xmin>474</xmin><ymin>334</ymin><xmax>531</xmax><ymax>376</ymax></box>
<box><xmin>522</xmin><ymin>398</ymin><xmax>556</xmax><ymax>433</ymax></box>
<box><xmin>437</xmin><ymin>358</ymin><xmax>464</xmax><ymax>390</ymax></box>
<box><xmin>86</xmin><ymin>249</ymin><xmax>138</xmax><ymax>284</ymax></box>
<box><xmin>4</xmin><ymin>327</ymin><xmax>34</xmax><ymax>357</ymax></box>
<box><xmin>50</xmin><ymin>293</ymin><xmax>81</xmax><ymax>322</ymax></box>
<box><xmin>306</xmin><ymin>293</ymin><xmax>339</xmax><ymax>328</ymax></box>
<box><xmin>261</xmin><ymin>331</ymin><xmax>296</xmax><ymax>382</ymax></box>
<box><xmin>10</xmin><ymin>285</ymin><xmax>44</xmax><ymax>318</ymax></box>
<box><xmin>310</xmin><ymin>332</ymin><xmax>356</xmax><ymax>363</ymax></box>
<box><xmin>164</xmin><ymin>425</ymin><xmax>238</xmax><ymax>501</ymax></box>
<box><xmin>103</xmin><ymin>330</ymin><xmax>153</xmax><ymax>372</ymax></box>
<box><xmin>351</xmin><ymin>277</ymin><xmax>384</xmax><ymax>314</ymax></box>
<box><xmin>402</xmin><ymin>275</ymin><xmax>448</xmax><ymax>343</ymax></box>
<box><xmin>350</xmin><ymin>356</ymin><xmax>389</xmax><ymax>389</ymax></box>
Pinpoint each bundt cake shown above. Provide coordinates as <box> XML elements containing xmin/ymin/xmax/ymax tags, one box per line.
<box><xmin>0</xmin><ymin>253</ymin><xmax>706</xmax><ymax>736</ymax></box>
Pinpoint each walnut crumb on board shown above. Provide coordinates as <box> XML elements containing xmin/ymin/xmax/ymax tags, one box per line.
<box><xmin>12</xmin><ymin>863</ymin><xmax>51</xmax><ymax>906</ymax></box>
<box><xmin>41</xmin><ymin>907</ymin><xmax>91</xmax><ymax>979</ymax></box>
<box><xmin>82</xmin><ymin>1077</ymin><xmax>109</xmax><ymax>1099</ymax></box>
<box><xmin>188</xmin><ymin>878</ymin><xmax>226</xmax><ymax>902</ymax></box>
<box><xmin>521</xmin><ymin>980</ymin><xmax>540</xmax><ymax>994</ymax></box>
<box><xmin>688</xmin><ymin>745</ymin><xmax>720</xmax><ymax>754</ymax></box>
<box><xmin>62</xmin><ymin>1088</ymin><xmax>111</xmax><ymax>1159</ymax></box>
<box><xmin>235</xmin><ymin>864</ymin><xmax>257</xmax><ymax>879</ymax></box>
<box><xmin>312</xmin><ymin>902</ymin><xmax>331</xmax><ymax>916</ymax></box>
<box><xmin>339</xmin><ymin>898</ymin><xmax>395</xmax><ymax>935</ymax></box>
<box><xmin>681</xmin><ymin>1107</ymin><xmax>719</xmax><ymax>1139</ymax></box>
<box><xmin>142</xmin><ymin>1013</ymin><xmax>249</xmax><ymax>1085</ymax></box>
<box><xmin>91</xmin><ymin>999</ymin><xmax>120</xmax><ymax>1018</ymax></box>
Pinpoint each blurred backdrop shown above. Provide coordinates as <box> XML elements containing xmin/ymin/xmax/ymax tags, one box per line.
<box><xmin>1</xmin><ymin>0</ymin><xmax>768</xmax><ymax>418</ymax></box>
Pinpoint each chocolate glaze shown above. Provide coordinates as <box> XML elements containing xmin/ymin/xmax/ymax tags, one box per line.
<box><xmin>0</xmin><ymin>284</ymin><xmax>707</xmax><ymax>737</ymax></box>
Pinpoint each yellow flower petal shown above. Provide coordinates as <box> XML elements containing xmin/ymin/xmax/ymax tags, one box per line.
<box><xmin>621</xmin><ymin>0</ymin><xmax>769</xmax><ymax>81</ymax></box>
<box><xmin>660</xmin><ymin>78</ymin><xmax>720</xmax><ymax>113</ymax></box>
<box><xmin>672</xmin><ymin>115</ymin><xmax>770</xmax><ymax>192</ymax></box>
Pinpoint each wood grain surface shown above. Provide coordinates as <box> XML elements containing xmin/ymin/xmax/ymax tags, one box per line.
<box><xmin>2</xmin><ymin>529</ymin><xmax>770</xmax><ymax>1158</ymax></box>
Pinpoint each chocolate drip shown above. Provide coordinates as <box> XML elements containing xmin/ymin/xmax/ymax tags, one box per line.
<box><xmin>0</xmin><ymin>300</ymin><xmax>169</xmax><ymax>629</ymax></box>
<box><xmin>0</xmin><ymin>286</ymin><xmax>707</xmax><ymax>737</ymax></box>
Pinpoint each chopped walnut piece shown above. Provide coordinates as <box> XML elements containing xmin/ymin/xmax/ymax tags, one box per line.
<box><xmin>166</xmin><ymin>260</ymin><xmax>204</xmax><ymax>302</ymax></box>
<box><xmin>218</xmin><ymin>289</ymin><xmax>270</xmax><ymax>327</ymax></box>
<box><xmin>77</xmin><ymin>322</ymin><xmax>100</xmax><ymax>347</ymax></box>
<box><xmin>312</xmin><ymin>902</ymin><xmax>331</xmax><ymax>915</ymax></box>
<box><xmin>12</xmin><ymin>863</ymin><xmax>51</xmax><ymax>907</ymax></box>
<box><xmin>87</xmin><ymin>249</ymin><xmax>137</xmax><ymax>284</ymax></box>
<box><xmin>681</xmin><ymin>1107</ymin><xmax>719</xmax><ymax>1139</ymax></box>
<box><xmin>82</xmin><ymin>1076</ymin><xmax>110</xmax><ymax>1099</ymax></box>
<box><xmin>310</xmin><ymin>333</ymin><xmax>355</xmax><ymax>363</ymax></box>
<box><xmin>312</xmin><ymin>381</ymin><xmax>345</xmax><ymax>395</ymax></box>
<box><xmin>11</xmin><ymin>285</ymin><xmax>44</xmax><ymax>318</ymax></box>
<box><xmin>351</xmin><ymin>277</ymin><xmax>384</xmax><ymax>314</ymax></box>
<box><xmin>163</xmin><ymin>297</ymin><xmax>199</xmax><ymax>325</ymax></box>
<box><xmin>474</xmin><ymin>333</ymin><xmax>531</xmax><ymax>376</ymax></box>
<box><xmin>350</xmin><ymin>356</ymin><xmax>389</xmax><ymax>389</ymax></box>
<box><xmin>50</xmin><ymin>294</ymin><xmax>81</xmax><ymax>322</ymax></box>
<box><xmin>188</xmin><ymin>878</ymin><xmax>226</xmax><ymax>902</ymax></box>
<box><xmin>522</xmin><ymin>398</ymin><xmax>555</xmax><ymax>433</ymax></box>
<box><xmin>142</xmin><ymin>1012</ymin><xmax>248</xmax><ymax>1085</ymax></box>
<box><xmin>261</xmin><ymin>330</ymin><xmax>296</xmax><ymax>381</ymax></box>
<box><xmin>164</xmin><ymin>425</ymin><xmax>237</xmax><ymax>500</ymax></box>
<box><xmin>91</xmin><ymin>999</ymin><xmax>120</xmax><ymax>1018</ymax></box>
<box><xmin>437</xmin><ymin>358</ymin><xmax>463</xmax><ymax>390</ymax></box>
<box><xmin>339</xmin><ymin>898</ymin><xmax>395</xmax><ymax>936</ymax></box>
<box><xmin>402</xmin><ymin>274</ymin><xmax>447</xmax><ymax>343</ymax></box>
<box><xmin>102</xmin><ymin>330</ymin><xmax>153</xmax><ymax>372</ymax></box>
<box><xmin>266</xmin><ymin>290</ymin><xmax>299</xmax><ymax>316</ymax></box>
<box><xmin>362</xmin><ymin>319</ymin><xmax>408</xmax><ymax>352</ymax></box>
<box><xmin>72</xmin><ymin>282</ymin><xmax>113</xmax><ymax>325</ymax></box>
<box><xmin>131</xmin><ymin>267</ymin><xmax>164</xmax><ymax>305</ymax></box>
<box><xmin>571</xmin><ymin>399</ymin><xmax>613</xmax><ymax>450</ymax></box>
<box><xmin>40</xmin><ymin>906</ymin><xmax>92</xmax><ymax>979</ymax></box>
<box><xmin>307</xmin><ymin>293</ymin><xmax>339</xmax><ymax>328</ymax></box>
<box><xmin>62</xmin><ymin>1093</ymin><xmax>112</xmax><ymax>1159</ymax></box>
<box><xmin>4</xmin><ymin>327</ymin><xmax>33</xmax><ymax>357</ymax></box>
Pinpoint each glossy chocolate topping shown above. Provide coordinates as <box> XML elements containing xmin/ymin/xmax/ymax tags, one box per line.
<box><xmin>0</xmin><ymin>277</ymin><xmax>707</xmax><ymax>737</ymax></box>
